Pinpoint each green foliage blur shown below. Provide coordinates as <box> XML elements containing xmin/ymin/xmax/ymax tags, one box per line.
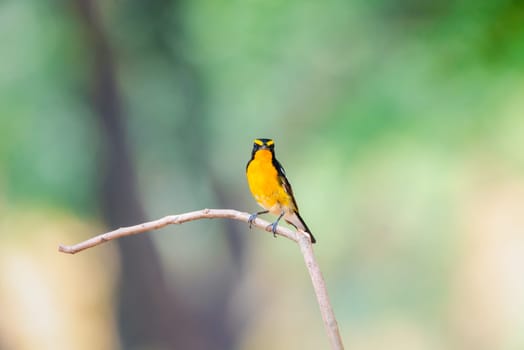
<box><xmin>1</xmin><ymin>0</ymin><xmax>524</xmax><ymax>349</ymax></box>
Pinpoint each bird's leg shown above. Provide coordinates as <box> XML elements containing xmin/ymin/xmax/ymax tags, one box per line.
<box><xmin>248</xmin><ymin>210</ymin><xmax>269</xmax><ymax>229</ymax></box>
<box><xmin>267</xmin><ymin>211</ymin><xmax>285</xmax><ymax>238</ymax></box>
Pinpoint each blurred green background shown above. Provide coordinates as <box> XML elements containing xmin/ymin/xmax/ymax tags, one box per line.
<box><xmin>1</xmin><ymin>0</ymin><xmax>524</xmax><ymax>349</ymax></box>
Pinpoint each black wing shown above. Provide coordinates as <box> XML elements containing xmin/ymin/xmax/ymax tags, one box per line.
<box><xmin>274</xmin><ymin>157</ymin><xmax>316</xmax><ymax>242</ymax></box>
<box><xmin>273</xmin><ymin>158</ymin><xmax>300</xmax><ymax>212</ymax></box>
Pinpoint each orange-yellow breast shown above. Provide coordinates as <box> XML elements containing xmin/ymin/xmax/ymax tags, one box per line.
<box><xmin>246</xmin><ymin>150</ymin><xmax>293</xmax><ymax>214</ymax></box>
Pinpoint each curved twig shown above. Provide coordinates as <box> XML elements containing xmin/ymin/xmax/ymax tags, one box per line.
<box><xmin>58</xmin><ymin>208</ymin><xmax>344</xmax><ymax>349</ymax></box>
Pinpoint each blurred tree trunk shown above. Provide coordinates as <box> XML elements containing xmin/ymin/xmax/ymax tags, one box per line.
<box><xmin>72</xmin><ymin>0</ymin><xmax>247</xmax><ymax>349</ymax></box>
<box><xmin>73</xmin><ymin>1</ymin><xmax>206</xmax><ymax>349</ymax></box>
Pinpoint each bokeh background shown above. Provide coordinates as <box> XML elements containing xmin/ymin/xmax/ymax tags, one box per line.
<box><xmin>1</xmin><ymin>0</ymin><xmax>524</xmax><ymax>349</ymax></box>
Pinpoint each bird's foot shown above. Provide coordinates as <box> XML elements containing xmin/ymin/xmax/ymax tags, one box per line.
<box><xmin>248</xmin><ymin>210</ymin><xmax>269</xmax><ymax>229</ymax></box>
<box><xmin>248</xmin><ymin>213</ymin><xmax>257</xmax><ymax>229</ymax></box>
<box><xmin>266</xmin><ymin>222</ymin><xmax>279</xmax><ymax>238</ymax></box>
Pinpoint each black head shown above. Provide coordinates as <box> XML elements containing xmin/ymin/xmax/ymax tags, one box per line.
<box><xmin>247</xmin><ymin>138</ymin><xmax>277</xmax><ymax>169</ymax></box>
<box><xmin>252</xmin><ymin>138</ymin><xmax>275</xmax><ymax>154</ymax></box>
<box><xmin>251</xmin><ymin>138</ymin><xmax>275</xmax><ymax>159</ymax></box>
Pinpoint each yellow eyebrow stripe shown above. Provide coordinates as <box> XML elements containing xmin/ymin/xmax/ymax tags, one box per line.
<box><xmin>254</xmin><ymin>139</ymin><xmax>264</xmax><ymax>146</ymax></box>
<box><xmin>266</xmin><ymin>140</ymin><xmax>274</xmax><ymax>146</ymax></box>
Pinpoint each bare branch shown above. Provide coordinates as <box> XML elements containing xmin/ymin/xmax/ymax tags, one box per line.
<box><xmin>297</xmin><ymin>233</ymin><xmax>344</xmax><ymax>349</ymax></box>
<box><xmin>58</xmin><ymin>208</ymin><xmax>344</xmax><ymax>349</ymax></box>
<box><xmin>58</xmin><ymin>209</ymin><xmax>297</xmax><ymax>254</ymax></box>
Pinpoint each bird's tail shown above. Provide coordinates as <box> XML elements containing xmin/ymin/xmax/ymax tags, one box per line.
<box><xmin>285</xmin><ymin>211</ymin><xmax>316</xmax><ymax>244</ymax></box>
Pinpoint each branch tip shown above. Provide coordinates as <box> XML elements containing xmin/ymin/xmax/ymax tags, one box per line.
<box><xmin>58</xmin><ymin>245</ymin><xmax>73</xmax><ymax>254</ymax></box>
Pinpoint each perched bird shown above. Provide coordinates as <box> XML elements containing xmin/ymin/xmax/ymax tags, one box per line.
<box><xmin>246</xmin><ymin>138</ymin><xmax>316</xmax><ymax>243</ymax></box>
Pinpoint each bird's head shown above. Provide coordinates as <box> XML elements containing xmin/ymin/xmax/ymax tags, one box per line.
<box><xmin>251</xmin><ymin>138</ymin><xmax>275</xmax><ymax>159</ymax></box>
<box><xmin>253</xmin><ymin>138</ymin><xmax>274</xmax><ymax>150</ymax></box>
<box><xmin>253</xmin><ymin>138</ymin><xmax>274</xmax><ymax>154</ymax></box>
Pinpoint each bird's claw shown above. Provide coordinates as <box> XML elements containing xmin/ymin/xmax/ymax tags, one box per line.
<box><xmin>248</xmin><ymin>214</ymin><xmax>257</xmax><ymax>229</ymax></box>
<box><xmin>266</xmin><ymin>222</ymin><xmax>278</xmax><ymax>238</ymax></box>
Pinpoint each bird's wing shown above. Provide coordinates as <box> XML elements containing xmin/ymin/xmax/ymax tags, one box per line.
<box><xmin>274</xmin><ymin>158</ymin><xmax>299</xmax><ymax>212</ymax></box>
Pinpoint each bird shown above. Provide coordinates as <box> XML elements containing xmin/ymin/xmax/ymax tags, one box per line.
<box><xmin>246</xmin><ymin>138</ymin><xmax>316</xmax><ymax>244</ymax></box>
